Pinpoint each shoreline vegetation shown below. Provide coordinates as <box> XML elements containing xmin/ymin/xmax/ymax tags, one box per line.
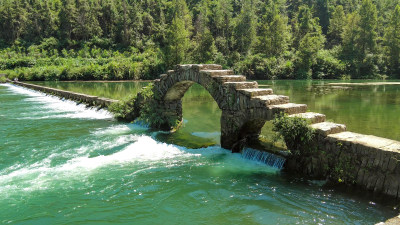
<box><xmin>29</xmin><ymin>80</ymin><xmax>155</xmax><ymax>83</ymax></box>
<box><xmin>1</xmin><ymin>0</ymin><xmax>400</xmax><ymax>81</ymax></box>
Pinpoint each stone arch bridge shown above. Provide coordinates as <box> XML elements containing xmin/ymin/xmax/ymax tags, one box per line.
<box><xmin>153</xmin><ymin>64</ymin><xmax>343</xmax><ymax>152</ymax></box>
<box><xmin>10</xmin><ymin>64</ymin><xmax>400</xmax><ymax>198</ymax></box>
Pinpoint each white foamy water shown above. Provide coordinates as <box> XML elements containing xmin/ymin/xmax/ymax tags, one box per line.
<box><xmin>0</xmin><ymin>133</ymin><xmax>276</xmax><ymax>196</ymax></box>
<box><xmin>2</xmin><ymin>83</ymin><xmax>43</xmax><ymax>96</ymax></box>
<box><xmin>0</xmin><ymin>136</ymin><xmax>195</xmax><ymax>194</ymax></box>
<box><xmin>5</xmin><ymin>83</ymin><xmax>113</xmax><ymax>120</ymax></box>
<box><xmin>0</xmin><ymin>83</ymin><xmax>277</xmax><ymax>196</ymax></box>
<box><xmin>93</xmin><ymin>123</ymin><xmax>149</xmax><ymax>136</ymax></box>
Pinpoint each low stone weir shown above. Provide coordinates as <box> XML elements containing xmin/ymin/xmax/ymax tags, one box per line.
<box><xmin>11</xmin><ymin>80</ymin><xmax>119</xmax><ymax>108</ymax></box>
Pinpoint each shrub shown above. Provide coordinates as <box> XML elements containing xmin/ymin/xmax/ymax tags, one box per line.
<box><xmin>234</xmin><ymin>53</ymin><xmax>296</xmax><ymax>80</ymax></box>
<box><xmin>109</xmin><ymin>83</ymin><xmax>180</xmax><ymax>130</ymax></box>
<box><xmin>108</xmin><ymin>94</ymin><xmax>138</xmax><ymax>121</ymax></box>
<box><xmin>272</xmin><ymin>113</ymin><xmax>316</xmax><ymax>155</ymax></box>
<box><xmin>311</xmin><ymin>49</ymin><xmax>345</xmax><ymax>79</ymax></box>
<box><xmin>0</xmin><ymin>76</ymin><xmax>6</xmax><ymax>83</ymax></box>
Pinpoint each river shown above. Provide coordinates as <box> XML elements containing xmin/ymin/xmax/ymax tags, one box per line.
<box><xmin>1</xmin><ymin>82</ymin><xmax>397</xmax><ymax>224</ymax></box>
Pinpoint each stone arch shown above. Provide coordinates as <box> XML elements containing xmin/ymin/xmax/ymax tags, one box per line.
<box><xmin>153</xmin><ymin>64</ymin><xmax>310</xmax><ymax>152</ymax></box>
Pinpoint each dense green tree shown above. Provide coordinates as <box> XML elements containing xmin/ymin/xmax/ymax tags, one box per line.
<box><xmin>98</xmin><ymin>0</ymin><xmax>117</xmax><ymax>39</ymax></box>
<box><xmin>210</xmin><ymin>0</ymin><xmax>233</xmax><ymax>56</ymax></box>
<box><xmin>341</xmin><ymin>0</ymin><xmax>378</xmax><ymax>77</ymax></box>
<box><xmin>233</xmin><ymin>0</ymin><xmax>257</xmax><ymax>56</ymax></box>
<box><xmin>165</xmin><ymin>15</ymin><xmax>190</xmax><ymax>67</ymax></box>
<box><xmin>73</xmin><ymin>0</ymin><xmax>102</xmax><ymax>41</ymax></box>
<box><xmin>358</xmin><ymin>0</ymin><xmax>377</xmax><ymax>54</ymax></box>
<box><xmin>292</xmin><ymin>5</ymin><xmax>320</xmax><ymax>48</ymax></box>
<box><xmin>58</xmin><ymin>0</ymin><xmax>77</xmax><ymax>41</ymax></box>
<box><xmin>292</xmin><ymin>5</ymin><xmax>325</xmax><ymax>78</ymax></box>
<box><xmin>296</xmin><ymin>32</ymin><xmax>325</xmax><ymax>78</ymax></box>
<box><xmin>341</xmin><ymin>12</ymin><xmax>359</xmax><ymax>56</ymax></box>
<box><xmin>192</xmin><ymin>0</ymin><xmax>217</xmax><ymax>63</ymax></box>
<box><xmin>0</xmin><ymin>0</ymin><xmax>398</xmax><ymax>80</ymax></box>
<box><xmin>314</xmin><ymin>0</ymin><xmax>331</xmax><ymax>34</ymax></box>
<box><xmin>0</xmin><ymin>0</ymin><xmax>28</xmax><ymax>43</ymax></box>
<box><xmin>327</xmin><ymin>5</ymin><xmax>345</xmax><ymax>47</ymax></box>
<box><xmin>114</xmin><ymin>0</ymin><xmax>142</xmax><ymax>47</ymax></box>
<box><xmin>26</xmin><ymin>0</ymin><xmax>57</xmax><ymax>42</ymax></box>
<box><xmin>384</xmin><ymin>5</ymin><xmax>400</xmax><ymax>77</ymax></box>
<box><xmin>193</xmin><ymin>28</ymin><xmax>216</xmax><ymax>63</ymax></box>
<box><xmin>255</xmin><ymin>3</ymin><xmax>291</xmax><ymax>57</ymax></box>
<box><xmin>170</xmin><ymin>0</ymin><xmax>193</xmax><ymax>33</ymax></box>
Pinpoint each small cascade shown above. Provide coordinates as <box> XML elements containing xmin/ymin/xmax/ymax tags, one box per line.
<box><xmin>242</xmin><ymin>148</ymin><xmax>286</xmax><ymax>169</ymax></box>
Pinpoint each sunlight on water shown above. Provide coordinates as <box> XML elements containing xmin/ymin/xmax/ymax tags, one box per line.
<box><xmin>0</xmin><ymin>83</ymin><xmax>396</xmax><ymax>224</ymax></box>
<box><xmin>3</xmin><ymin>83</ymin><xmax>113</xmax><ymax>120</ymax></box>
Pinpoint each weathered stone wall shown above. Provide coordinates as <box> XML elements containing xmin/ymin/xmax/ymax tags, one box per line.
<box><xmin>11</xmin><ymin>81</ymin><xmax>118</xmax><ymax>108</ymax></box>
<box><xmin>286</xmin><ymin>130</ymin><xmax>400</xmax><ymax>198</ymax></box>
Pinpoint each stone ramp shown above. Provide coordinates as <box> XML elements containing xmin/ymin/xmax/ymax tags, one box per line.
<box><xmin>11</xmin><ymin>81</ymin><xmax>118</xmax><ymax>107</ymax></box>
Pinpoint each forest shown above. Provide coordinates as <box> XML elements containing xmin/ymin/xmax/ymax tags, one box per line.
<box><xmin>0</xmin><ymin>0</ymin><xmax>400</xmax><ymax>81</ymax></box>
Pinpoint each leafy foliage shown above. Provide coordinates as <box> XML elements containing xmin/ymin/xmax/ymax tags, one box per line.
<box><xmin>0</xmin><ymin>0</ymin><xmax>399</xmax><ymax>80</ymax></box>
<box><xmin>272</xmin><ymin>113</ymin><xmax>316</xmax><ymax>155</ymax></box>
<box><xmin>109</xmin><ymin>83</ymin><xmax>180</xmax><ymax>129</ymax></box>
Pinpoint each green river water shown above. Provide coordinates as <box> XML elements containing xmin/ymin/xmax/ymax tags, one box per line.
<box><xmin>1</xmin><ymin>81</ymin><xmax>399</xmax><ymax>224</ymax></box>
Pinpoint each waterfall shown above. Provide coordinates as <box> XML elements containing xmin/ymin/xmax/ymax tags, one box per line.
<box><xmin>242</xmin><ymin>148</ymin><xmax>286</xmax><ymax>169</ymax></box>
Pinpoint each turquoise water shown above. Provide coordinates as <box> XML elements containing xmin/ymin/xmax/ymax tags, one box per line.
<box><xmin>0</xmin><ymin>83</ymin><xmax>397</xmax><ymax>224</ymax></box>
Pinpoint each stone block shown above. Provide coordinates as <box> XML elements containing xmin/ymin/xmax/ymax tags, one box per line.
<box><xmin>289</xmin><ymin>112</ymin><xmax>326</xmax><ymax>124</ymax></box>
<box><xmin>383</xmin><ymin>175</ymin><xmax>400</xmax><ymax>197</ymax></box>
<box><xmin>223</xmin><ymin>81</ymin><xmax>258</xmax><ymax>89</ymax></box>
<box><xmin>356</xmin><ymin>168</ymin><xmax>366</xmax><ymax>185</ymax></box>
<box><xmin>200</xmin><ymin>70</ymin><xmax>234</xmax><ymax>77</ymax></box>
<box><xmin>195</xmin><ymin>64</ymin><xmax>223</xmax><ymax>70</ymax></box>
<box><xmin>268</xmin><ymin>103</ymin><xmax>307</xmax><ymax>115</ymax></box>
<box><xmin>383</xmin><ymin>143</ymin><xmax>400</xmax><ymax>153</ymax></box>
<box><xmin>374</xmin><ymin>173</ymin><xmax>386</xmax><ymax>193</ymax></box>
<box><xmin>213</xmin><ymin>75</ymin><xmax>246</xmax><ymax>83</ymax></box>
<box><xmin>238</xmin><ymin>88</ymin><xmax>273</xmax><ymax>97</ymax></box>
<box><xmin>310</xmin><ymin>122</ymin><xmax>346</xmax><ymax>136</ymax></box>
<box><xmin>366</xmin><ymin>173</ymin><xmax>379</xmax><ymax>191</ymax></box>
<box><xmin>254</xmin><ymin>95</ymin><xmax>290</xmax><ymax>106</ymax></box>
<box><xmin>354</xmin><ymin>135</ymin><xmax>398</xmax><ymax>150</ymax></box>
<box><xmin>387</xmin><ymin>157</ymin><xmax>398</xmax><ymax>172</ymax></box>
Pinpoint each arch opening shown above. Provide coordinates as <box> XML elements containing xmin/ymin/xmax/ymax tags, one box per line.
<box><xmin>154</xmin><ymin>64</ymin><xmax>287</xmax><ymax>152</ymax></box>
<box><xmin>156</xmin><ymin>83</ymin><xmax>222</xmax><ymax>149</ymax></box>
